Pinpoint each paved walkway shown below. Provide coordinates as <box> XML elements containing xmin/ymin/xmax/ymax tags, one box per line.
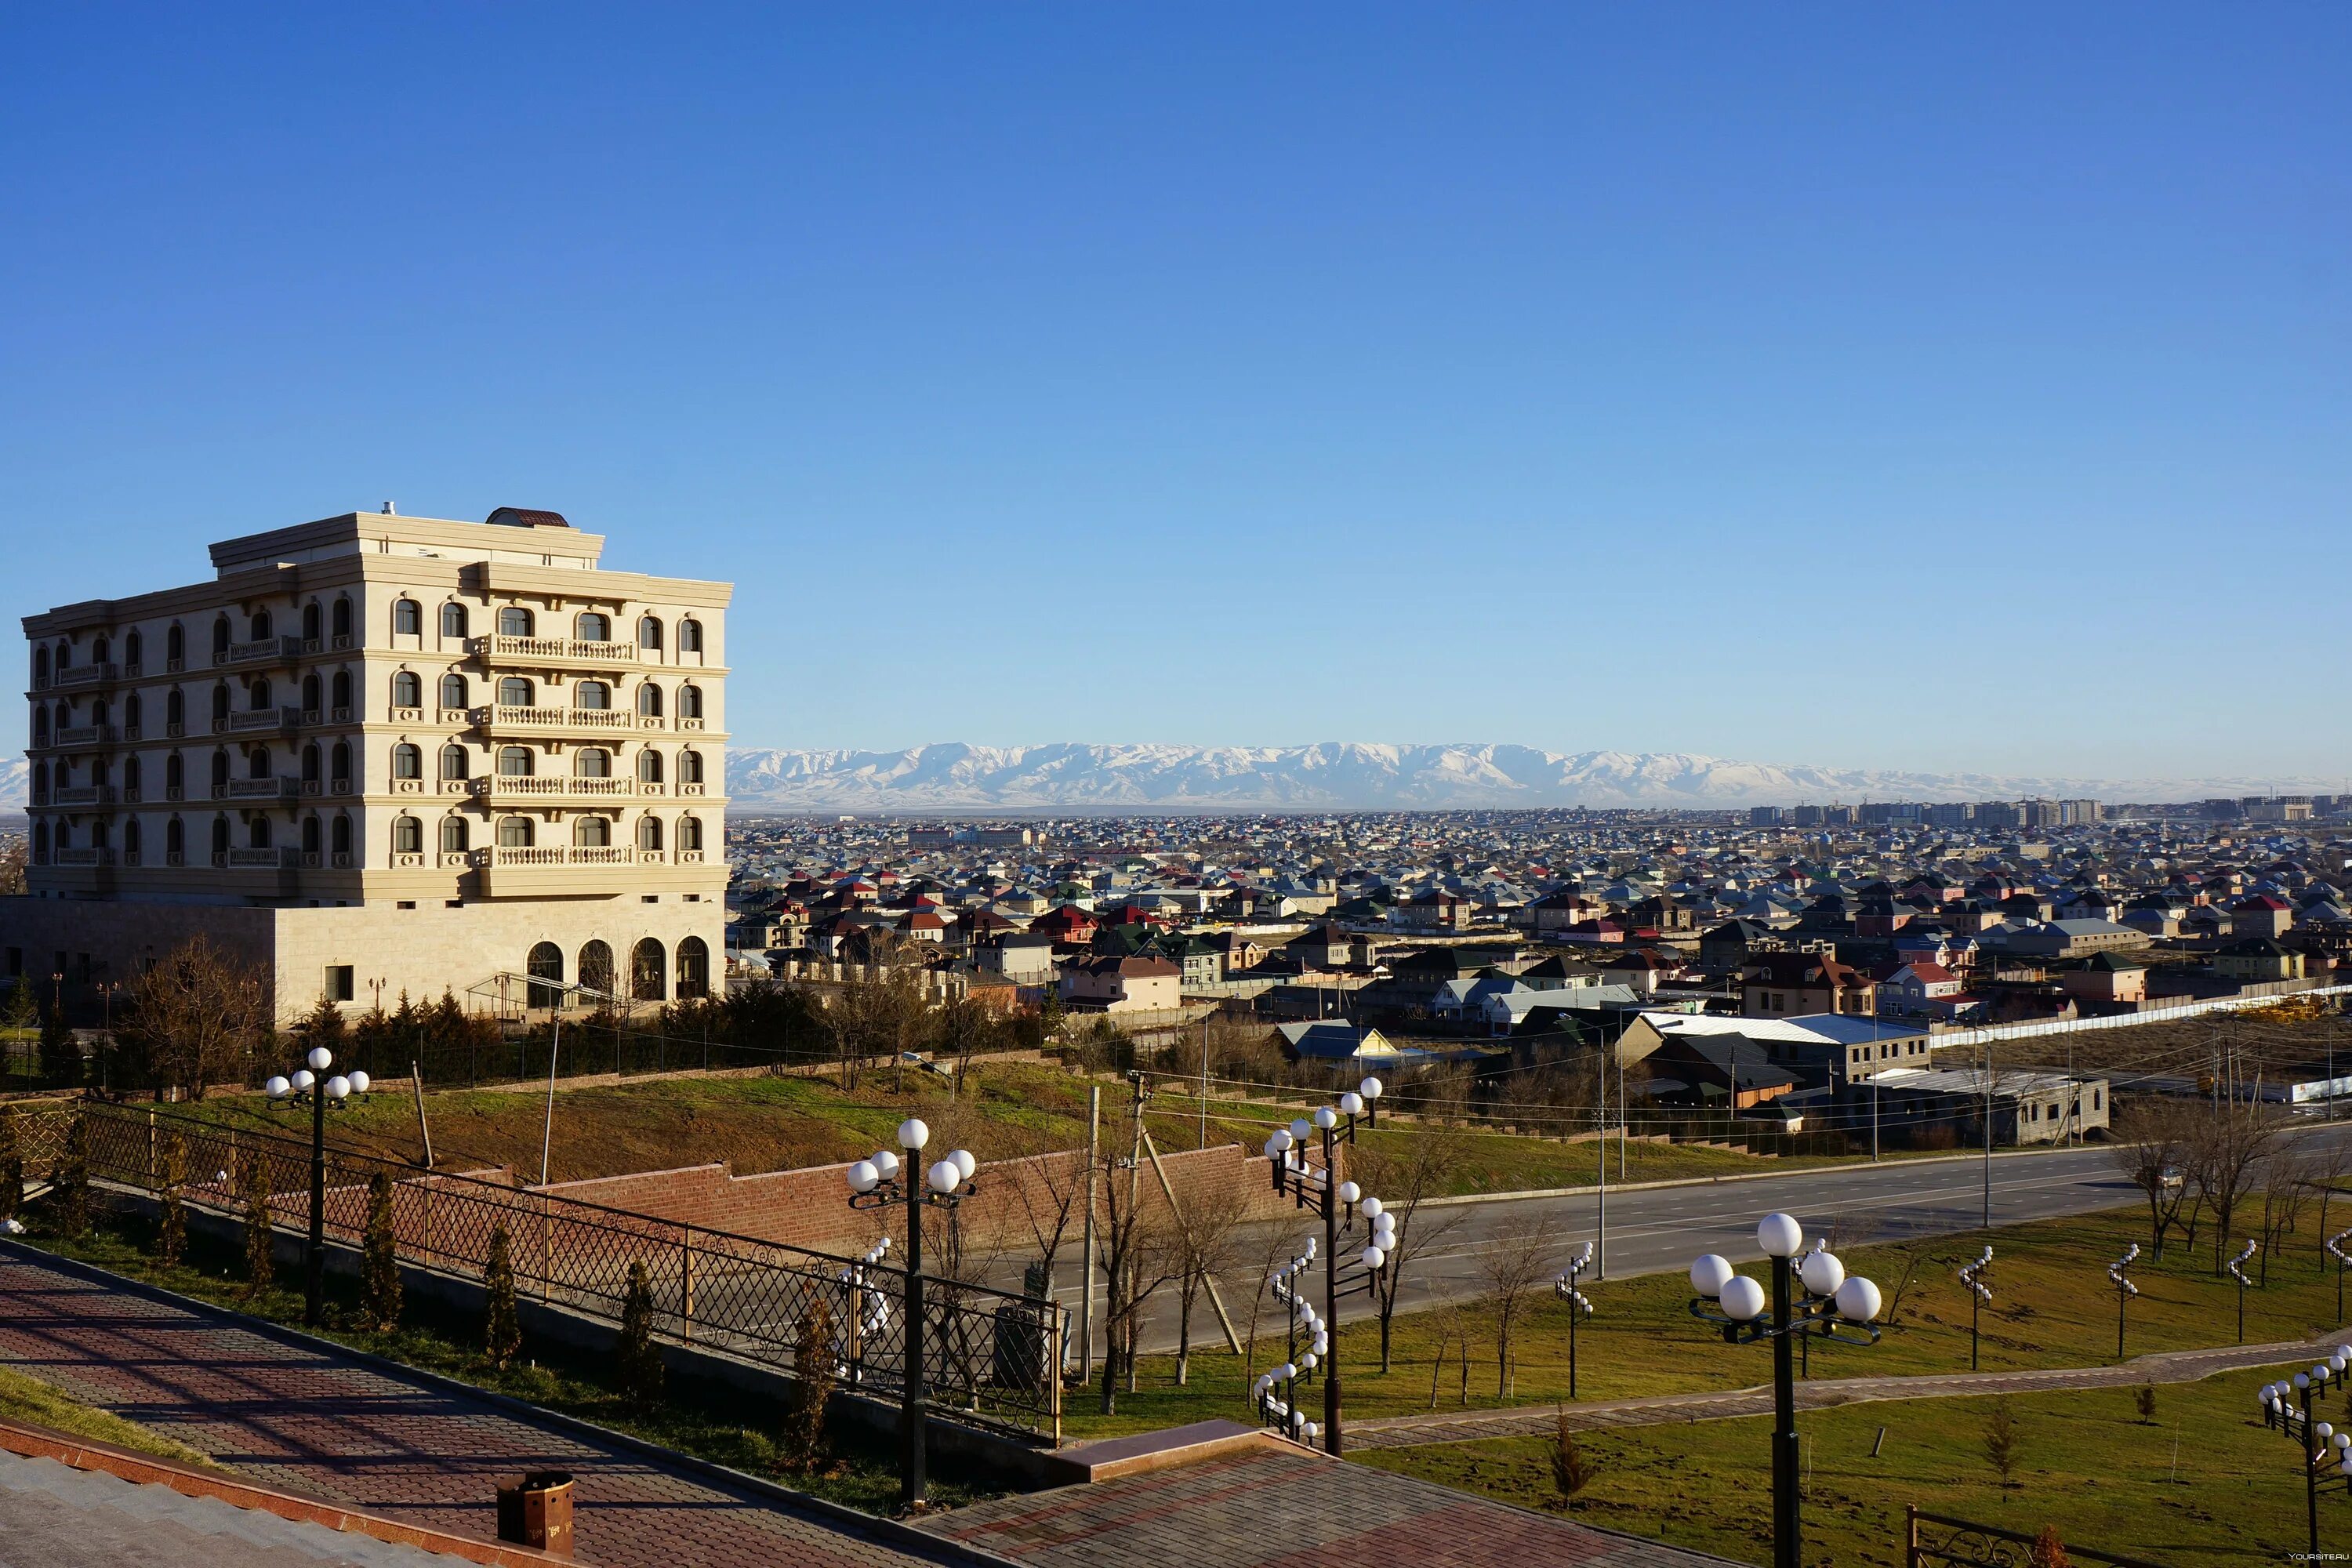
<box><xmin>0</xmin><ymin>1246</ymin><xmax>981</xmax><ymax>1568</ymax></box>
<box><xmin>1348</xmin><ymin>1334</ymin><xmax>2351</xmax><ymax>1450</ymax></box>
<box><xmin>923</xmin><ymin>1442</ymin><xmax>1732</xmax><ymax>1567</ymax></box>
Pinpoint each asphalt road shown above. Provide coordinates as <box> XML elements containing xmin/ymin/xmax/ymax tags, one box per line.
<box><xmin>1084</xmin><ymin>1120</ymin><xmax>2352</xmax><ymax>1357</ymax></box>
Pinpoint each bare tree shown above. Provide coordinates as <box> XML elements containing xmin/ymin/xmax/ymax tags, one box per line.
<box><xmin>2259</xmin><ymin>1143</ymin><xmax>2325</xmax><ymax>1284</ymax></box>
<box><xmin>119</xmin><ymin>935</ymin><xmax>271</xmax><ymax>1100</ymax></box>
<box><xmin>2310</xmin><ymin>1136</ymin><xmax>2352</xmax><ymax>1276</ymax></box>
<box><xmin>1349</xmin><ymin>1129</ymin><xmax>1468</xmax><ymax>1371</ymax></box>
<box><xmin>1474</xmin><ymin>1214</ymin><xmax>1556</xmax><ymax>1398</ymax></box>
<box><xmin>2190</xmin><ymin>1104</ymin><xmax>2285</xmax><ymax>1274</ymax></box>
<box><xmin>1238</xmin><ymin>1223</ymin><xmax>1297</xmax><ymax>1396</ymax></box>
<box><xmin>1169</xmin><ymin>1182</ymin><xmax>1249</xmax><ymax>1386</ymax></box>
<box><xmin>1094</xmin><ymin>1142</ymin><xmax>1181</xmax><ymax>1413</ymax></box>
<box><xmin>1011</xmin><ymin>1149</ymin><xmax>1086</xmax><ymax>1298</ymax></box>
<box><xmin>2111</xmin><ymin>1099</ymin><xmax>2199</xmax><ymax>1259</ymax></box>
<box><xmin>828</xmin><ymin>962</ymin><xmax>927</xmax><ymax>1091</ymax></box>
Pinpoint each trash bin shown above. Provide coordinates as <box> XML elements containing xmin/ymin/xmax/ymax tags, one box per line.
<box><xmin>495</xmin><ymin>1470</ymin><xmax>575</xmax><ymax>1558</ymax></box>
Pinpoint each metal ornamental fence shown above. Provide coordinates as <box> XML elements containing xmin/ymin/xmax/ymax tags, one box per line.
<box><xmin>46</xmin><ymin>1100</ymin><xmax>1063</xmax><ymax>1443</ymax></box>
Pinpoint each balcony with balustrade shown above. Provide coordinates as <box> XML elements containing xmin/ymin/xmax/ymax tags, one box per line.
<box><xmin>470</xmin><ymin>704</ymin><xmax>648</xmax><ymax>734</ymax></box>
<box><xmin>215</xmin><ymin>847</ymin><xmax>299</xmax><ymax>869</ymax></box>
<box><xmin>48</xmin><ymin>725</ymin><xmax>116</xmax><ymax>749</ymax></box>
<box><xmin>215</xmin><ymin>634</ymin><xmax>305</xmax><ymax>668</ymax></box>
<box><xmin>218</xmin><ymin>706</ymin><xmax>302</xmax><ymax>735</ymax></box>
<box><xmin>470</xmin><ymin>775</ymin><xmax>639</xmax><ymax>803</ymax></box>
<box><xmin>470</xmin><ymin>634</ymin><xmax>641</xmax><ymax>670</ymax></box>
<box><xmin>227</xmin><ymin>776</ymin><xmax>301</xmax><ymax>801</ymax></box>
<box><xmin>53</xmin><ymin>848</ymin><xmax>114</xmax><ymax>867</ymax></box>
<box><xmin>50</xmin><ymin>662</ymin><xmax>118</xmax><ymax>690</ymax></box>
<box><xmin>50</xmin><ymin>785</ymin><xmax>116</xmax><ymax>807</ymax></box>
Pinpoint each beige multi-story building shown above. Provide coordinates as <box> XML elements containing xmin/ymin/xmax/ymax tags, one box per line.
<box><xmin>9</xmin><ymin>506</ymin><xmax>731</xmax><ymax>1022</ymax></box>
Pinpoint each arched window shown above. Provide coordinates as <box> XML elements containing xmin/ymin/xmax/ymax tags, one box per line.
<box><xmin>93</xmin><ymin>634</ymin><xmax>111</xmax><ymax>665</ymax></box>
<box><xmin>210</xmin><ymin>751</ymin><xmax>230</xmax><ymax>793</ymax></box>
<box><xmin>681</xmin><ymin>750</ymin><xmax>704</xmax><ymax>785</ymax></box>
<box><xmin>166</xmin><ymin>688</ymin><xmax>184</xmax><ymax>729</ymax></box>
<box><xmin>679</xmin><ymin>619</ymin><xmax>703</xmax><ymax>653</ymax></box>
<box><xmin>125</xmin><ymin>630</ymin><xmax>141</xmax><ymax>669</ymax></box>
<box><xmin>575</xmin><ymin>680</ymin><xmax>611</xmax><ymax>710</ymax></box>
<box><xmin>680</xmin><ymin>815</ymin><xmax>703</xmax><ymax>851</ymax></box>
<box><xmin>123</xmin><ymin>691</ymin><xmax>142</xmax><ymax>734</ymax></box>
<box><xmin>637</xmin><ymin>615</ymin><xmax>662</xmax><ymax>650</ymax></box>
<box><xmin>332</xmin><ymin>597</ymin><xmax>353</xmax><ymax>641</ymax></box>
<box><xmin>332</xmin><ymin>815</ymin><xmax>352</xmax><ymax>855</ymax></box>
<box><xmin>498</xmin><ymin>816</ymin><xmax>533</xmax><ymax>848</ymax></box>
<box><xmin>439</xmin><ymin>673</ymin><xmax>468</xmax><ymax>710</ymax></box>
<box><xmin>33</xmin><ymin>646</ymin><xmax>49</xmax><ymax>688</ymax></box>
<box><xmin>575</xmin><ymin>748</ymin><xmax>611</xmax><ymax>779</ymax></box>
<box><xmin>636</xmin><ymin>683</ymin><xmax>663</xmax><ymax>717</ymax></box>
<box><xmin>29</xmin><ymin>762</ymin><xmax>47</xmax><ymax>806</ymax></box>
<box><xmin>211</xmin><ymin>684</ymin><xmax>230</xmax><ymax>726</ymax></box>
<box><xmin>676</xmin><ymin>936</ymin><xmax>710</xmax><ymax>1001</ymax></box>
<box><xmin>211</xmin><ymin>817</ymin><xmax>231</xmax><ymax>856</ymax></box>
<box><xmin>303</xmin><ymin>603</ymin><xmax>321</xmax><ymax>644</ymax></box>
<box><xmin>302</xmin><ymin>673</ymin><xmax>321</xmax><ymax>715</ymax></box>
<box><xmin>393</xmin><ymin>598</ymin><xmax>423</xmax><ymax>637</ymax></box>
<box><xmin>577</xmin><ymin>612</ymin><xmax>612</xmax><ymax>642</ymax></box>
<box><xmin>31</xmin><ymin>822</ymin><xmax>47</xmax><ymax>863</ymax></box>
<box><xmin>498</xmin><ymin>606</ymin><xmax>534</xmax><ymax>637</ymax></box>
<box><xmin>92</xmin><ymin>698</ymin><xmax>111</xmax><ymax>728</ymax></box>
<box><xmin>212</xmin><ymin>617</ymin><xmax>231</xmax><ymax>658</ymax></box>
<box><xmin>124</xmin><ymin>755</ymin><xmax>142</xmax><ymax>795</ymax></box>
<box><xmin>302</xmin><ymin>816</ymin><xmax>321</xmax><ymax>855</ymax></box>
<box><xmin>440</xmin><ymin>743</ymin><xmax>469</xmax><ymax>780</ymax></box>
<box><xmin>393</xmin><ymin>815</ymin><xmax>422</xmax><ymax>855</ymax></box>
<box><xmin>579</xmin><ymin>940</ymin><xmax>615</xmax><ymax>998</ymax></box>
<box><xmin>527</xmin><ymin>942</ymin><xmax>564</xmax><ymax>1009</ymax></box>
<box><xmin>31</xmin><ymin>710</ymin><xmax>48</xmax><ymax>747</ymax></box>
<box><xmin>90</xmin><ymin>820</ymin><xmax>109</xmax><ymax>851</ymax></box>
<box><xmin>637</xmin><ymin>749</ymin><xmax>664</xmax><ymax>783</ymax></box>
<box><xmin>391</xmin><ymin>671</ymin><xmax>423</xmax><ymax>709</ymax></box>
<box><xmin>679</xmin><ymin>684</ymin><xmax>703</xmax><ymax>720</ymax></box>
<box><xmin>441</xmin><ymin>815</ymin><xmax>470</xmax><ymax>854</ymax></box>
<box><xmin>249</xmin><ymin>608</ymin><xmax>272</xmax><ymax>641</ymax></box>
<box><xmin>248</xmin><ymin>816</ymin><xmax>272</xmax><ymax>849</ymax></box>
<box><xmin>247</xmin><ymin>747</ymin><xmax>270</xmax><ymax>780</ymax></box>
<box><xmin>166</xmin><ymin>818</ymin><xmax>184</xmax><ymax>856</ymax></box>
<box><xmin>574</xmin><ymin>817</ymin><xmax>610</xmax><ymax>847</ymax></box>
<box><xmin>302</xmin><ymin>744</ymin><xmax>320</xmax><ymax>785</ymax></box>
<box><xmin>440</xmin><ymin>602</ymin><xmax>467</xmax><ymax>639</ymax></box>
<box><xmin>330</xmin><ymin>742</ymin><xmax>352</xmax><ymax>787</ymax></box>
<box><xmin>248</xmin><ymin>677</ymin><xmax>271</xmax><ymax>710</ymax></box>
<box><xmin>165</xmin><ymin>753</ymin><xmax>184</xmax><ymax>793</ymax></box>
<box><xmin>498</xmin><ymin>746</ymin><xmax>534</xmax><ymax>777</ymax></box>
<box><xmin>636</xmin><ymin>815</ymin><xmax>664</xmax><ymax>851</ymax></box>
<box><xmin>392</xmin><ymin>743</ymin><xmax>423</xmax><ymax>780</ymax></box>
<box><xmin>632</xmin><ymin>938</ymin><xmax>666</xmax><ymax>1003</ymax></box>
<box><xmin>167</xmin><ymin>624</ymin><xmax>185</xmax><ymax>665</ymax></box>
<box><xmin>332</xmin><ymin>670</ymin><xmax>353</xmax><ymax>712</ymax></box>
<box><xmin>498</xmin><ymin>676</ymin><xmax>535</xmax><ymax>707</ymax></box>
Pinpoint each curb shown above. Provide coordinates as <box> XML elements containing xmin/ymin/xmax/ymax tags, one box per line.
<box><xmin>0</xmin><ymin>1238</ymin><xmax>1032</xmax><ymax>1568</ymax></box>
<box><xmin>1415</xmin><ymin>1144</ymin><xmax>2097</xmax><ymax>1210</ymax></box>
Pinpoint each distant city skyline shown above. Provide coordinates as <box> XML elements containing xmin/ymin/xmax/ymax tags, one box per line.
<box><xmin>4</xmin><ymin>6</ymin><xmax>2347</xmax><ymax>777</ymax></box>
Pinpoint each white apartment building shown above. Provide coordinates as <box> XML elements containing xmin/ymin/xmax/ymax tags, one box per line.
<box><xmin>9</xmin><ymin>506</ymin><xmax>731</xmax><ymax>1022</ymax></box>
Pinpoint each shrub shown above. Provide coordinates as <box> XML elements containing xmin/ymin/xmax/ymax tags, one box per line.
<box><xmin>617</xmin><ymin>1258</ymin><xmax>664</xmax><ymax>1410</ymax></box>
<box><xmin>1983</xmin><ymin>1398</ymin><xmax>2020</xmax><ymax>1488</ymax></box>
<box><xmin>2028</xmin><ymin>1525</ymin><xmax>2071</xmax><ymax>1568</ymax></box>
<box><xmin>784</xmin><ymin>1298</ymin><xmax>836</xmax><ymax>1472</ymax></box>
<box><xmin>2134</xmin><ymin>1384</ymin><xmax>2156</xmax><ymax>1424</ymax></box>
<box><xmin>1551</xmin><ymin>1408</ymin><xmax>1600</xmax><ymax>1512</ymax></box>
<box><xmin>484</xmin><ymin>1225</ymin><xmax>522</xmax><ymax>1370</ymax></box>
<box><xmin>157</xmin><ymin>1134</ymin><xmax>187</xmax><ymax>1269</ymax></box>
<box><xmin>241</xmin><ymin>1150</ymin><xmax>275</xmax><ymax>1292</ymax></box>
<box><xmin>38</xmin><ymin>1013</ymin><xmax>79</xmax><ymax>1088</ymax></box>
<box><xmin>361</xmin><ymin>1170</ymin><xmax>402</xmax><ymax>1330</ymax></box>
<box><xmin>53</xmin><ymin>1118</ymin><xmax>89</xmax><ymax>1239</ymax></box>
<box><xmin>0</xmin><ymin>1108</ymin><xmax>22</xmax><ymax>1221</ymax></box>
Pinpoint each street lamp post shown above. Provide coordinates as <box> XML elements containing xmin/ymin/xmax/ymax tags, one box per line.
<box><xmin>1554</xmin><ymin>1242</ymin><xmax>1595</xmax><ymax>1399</ymax></box>
<box><xmin>2109</xmin><ymin>1243</ymin><xmax>2140</xmax><ymax>1359</ymax></box>
<box><xmin>2227</xmin><ymin>1240</ymin><xmax>2260</xmax><ymax>1345</ymax></box>
<box><xmin>844</xmin><ymin>1119</ymin><xmax>978</xmax><ymax>1510</ymax></box>
<box><xmin>1958</xmin><ymin>1246</ymin><xmax>1993</xmax><ymax>1372</ymax></box>
<box><xmin>2328</xmin><ymin>1228</ymin><xmax>2352</xmax><ymax>1324</ymax></box>
<box><xmin>262</xmin><ymin>1050</ymin><xmax>371</xmax><ymax>1327</ymax></box>
<box><xmin>2259</xmin><ymin>1349</ymin><xmax>2352</xmax><ymax>1559</ymax></box>
<box><xmin>1258</xmin><ymin>1074</ymin><xmax>1388</xmax><ymax>1456</ymax></box>
<box><xmin>1252</xmin><ymin>1236</ymin><xmax>1328</xmax><ymax>1448</ymax></box>
<box><xmin>1689</xmin><ymin>1212</ymin><xmax>1884</xmax><ymax>1568</ymax></box>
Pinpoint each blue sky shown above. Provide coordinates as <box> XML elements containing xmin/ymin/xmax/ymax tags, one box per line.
<box><xmin>4</xmin><ymin>5</ymin><xmax>2347</xmax><ymax>780</ymax></box>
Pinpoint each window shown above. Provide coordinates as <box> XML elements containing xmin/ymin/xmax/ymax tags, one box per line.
<box><xmin>31</xmin><ymin>710</ymin><xmax>47</xmax><ymax>747</ymax></box>
<box><xmin>680</xmin><ymin>815</ymin><xmax>703</xmax><ymax>851</ymax></box>
<box><xmin>166</xmin><ymin>818</ymin><xmax>184</xmax><ymax>855</ymax></box>
<box><xmin>167</xmin><ymin>624</ymin><xmax>185</xmax><ymax>664</ymax></box>
<box><xmin>393</xmin><ymin>598</ymin><xmax>423</xmax><ymax>637</ymax></box>
<box><xmin>247</xmin><ymin>747</ymin><xmax>270</xmax><ymax>779</ymax></box>
<box><xmin>303</xmin><ymin>604</ymin><xmax>321</xmax><ymax>644</ymax></box>
<box><xmin>302</xmin><ymin>817</ymin><xmax>321</xmax><ymax>855</ymax></box>
<box><xmin>391</xmin><ymin>671</ymin><xmax>423</xmax><ymax>709</ymax></box>
<box><xmin>498</xmin><ymin>816</ymin><xmax>533</xmax><ymax>848</ymax></box>
<box><xmin>574</xmin><ymin>817</ymin><xmax>610</xmax><ymax>847</ymax></box>
<box><xmin>392</xmin><ymin>743</ymin><xmax>423</xmax><ymax>779</ymax></box>
<box><xmin>325</xmin><ymin>966</ymin><xmax>355</xmax><ymax>1004</ymax></box>
<box><xmin>210</xmin><ymin>751</ymin><xmax>230</xmax><ymax>792</ymax></box>
<box><xmin>679</xmin><ymin>619</ymin><xmax>703</xmax><ymax>653</ymax></box>
<box><xmin>330</xmin><ymin>742</ymin><xmax>351</xmax><ymax>786</ymax></box>
<box><xmin>498</xmin><ymin>676</ymin><xmax>535</xmax><ymax>707</ymax></box>
<box><xmin>332</xmin><ymin>815</ymin><xmax>351</xmax><ymax>855</ymax></box>
<box><xmin>248</xmin><ymin>816</ymin><xmax>273</xmax><ymax>849</ymax></box>
<box><xmin>527</xmin><ymin>942</ymin><xmax>564</xmax><ymax>1009</ymax></box>
<box><xmin>636</xmin><ymin>683</ymin><xmax>663</xmax><ymax>717</ymax></box>
<box><xmin>211</xmin><ymin>818</ymin><xmax>230</xmax><ymax>855</ymax></box>
<box><xmin>637</xmin><ymin>615</ymin><xmax>662</xmax><ymax>649</ymax></box>
<box><xmin>166</xmin><ymin>691</ymin><xmax>186</xmax><ymax>732</ymax></box>
<box><xmin>579</xmin><ymin>940</ymin><xmax>615</xmax><ymax>998</ymax></box>
<box><xmin>124</xmin><ymin>819</ymin><xmax>140</xmax><ymax>856</ymax></box>
<box><xmin>33</xmin><ymin>646</ymin><xmax>49</xmax><ymax>688</ymax></box>
<box><xmin>124</xmin><ymin>630</ymin><xmax>141</xmax><ymax>668</ymax></box>
<box><xmin>248</xmin><ymin>677</ymin><xmax>272</xmax><ymax>710</ymax></box>
<box><xmin>440</xmin><ymin>602</ymin><xmax>467</xmax><ymax>639</ymax></box>
<box><xmin>577</xmin><ymin>612</ymin><xmax>611</xmax><ymax>642</ymax></box>
<box><xmin>166</xmin><ymin>754</ymin><xmax>184</xmax><ymax>792</ymax></box>
<box><xmin>637</xmin><ymin>749</ymin><xmax>664</xmax><ymax>783</ymax></box>
<box><xmin>332</xmin><ymin>597</ymin><xmax>352</xmax><ymax>641</ymax></box>
<box><xmin>575</xmin><ymin>748</ymin><xmax>611</xmax><ymax>779</ymax></box>
<box><xmin>249</xmin><ymin>609</ymin><xmax>272</xmax><ymax>641</ymax></box>
<box><xmin>498</xmin><ymin>746</ymin><xmax>534</xmax><ymax>777</ymax></box>
<box><xmin>676</xmin><ymin>936</ymin><xmax>710</xmax><ymax>1001</ymax></box>
<box><xmin>124</xmin><ymin>755</ymin><xmax>141</xmax><ymax>793</ymax></box>
<box><xmin>302</xmin><ymin>673</ymin><xmax>321</xmax><ymax>714</ymax></box>
<box><xmin>679</xmin><ymin>684</ymin><xmax>703</xmax><ymax>720</ymax></box>
<box><xmin>636</xmin><ymin>815</ymin><xmax>664</xmax><ymax>851</ymax></box>
<box><xmin>439</xmin><ymin>673</ymin><xmax>468</xmax><ymax>709</ymax></box>
<box><xmin>93</xmin><ymin>634</ymin><xmax>111</xmax><ymax>664</ymax></box>
<box><xmin>393</xmin><ymin>815</ymin><xmax>423</xmax><ymax>855</ymax></box>
<box><xmin>498</xmin><ymin>606</ymin><xmax>534</xmax><ymax>637</ymax></box>
<box><xmin>332</xmin><ymin>670</ymin><xmax>352</xmax><ymax>711</ymax></box>
<box><xmin>575</xmin><ymin>680</ymin><xmax>610</xmax><ymax>710</ymax></box>
<box><xmin>681</xmin><ymin>750</ymin><xmax>703</xmax><ymax>785</ymax></box>
<box><xmin>439</xmin><ymin>743</ymin><xmax>469</xmax><ymax>780</ymax></box>
<box><xmin>441</xmin><ymin>815</ymin><xmax>470</xmax><ymax>853</ymax></box>
<box><xmin>212</xmin><ymin>618</ymin><xmax>231</xmax><ymax>658</ymax></box>
<box><xmin>632</xmin><ymin>938</ymin><xmax>666</xmax><ymax>1002</ymax></box>
<box><xmin>211</xmin><ymin>685</ymin><xmax>230</xmax><ymax>725</ymax></box>
<box><xmin>31</xmin><ymin>822</ymin><xmax>47</xmax><ymax>863</ymax></box>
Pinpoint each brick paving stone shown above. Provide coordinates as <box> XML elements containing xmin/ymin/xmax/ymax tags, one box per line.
<box><xmin>923</xmin><ymin>1445</ymin><xmax>1733</xmax><ymax>1568</ymax></box>
<box><xmin>0</xmin><ymin>1249</ymin><xmax>984</xmax><ymax>1568</ymax></box>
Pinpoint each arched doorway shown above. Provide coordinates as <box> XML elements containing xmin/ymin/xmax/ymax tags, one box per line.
<box><xmin>527</xmin><ymin>941</ymin><xmax>564</xmax><ymax>1010</ymax></box>
<box><xmin>676</xmin><ymin>936</ymin><xmax>710</xmax><ymax>1001</ymax></box>
<box><xmin>631</xmin><ymin>938</ymin><xmax>666</xmax><ymax>1003</ymax></box>
<box><xmin>579</xmin><ymin>940</ymin><xmax>615</xmax><ymax>1001</ymax></box>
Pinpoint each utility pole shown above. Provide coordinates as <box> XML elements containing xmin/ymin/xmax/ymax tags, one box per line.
<box><xmin>1078</xmin><ymin>1084</ymin><xmax>1098</xmax><ymax>1382</ymax></box>
<box><xmin>1981</xmin><ymin>1035</ymin><xmax>1994</xmax><ymax>1231</ymax></box>
<box><xmin>1199</xmin><ymin>1015</ymin><xmax>1209</xmax><ymax>1152</ymax></box>
<box><xmin>1595</xmin><ymin>1050</ymin><xmax>1608</xmax><ymax>1279</ymax></box>
<box><xmin>1124</xmin><ymin>1072</ymin><xmax>1146</xmax><ymax>1394</ymax></box>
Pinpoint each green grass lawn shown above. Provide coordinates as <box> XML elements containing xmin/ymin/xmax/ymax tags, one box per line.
<box><xmin>0</xmin><ymin>1361</ymin><xmax>220</xmax><ymax>1468</ymax></box>
<box><xmin>161</xmin><ymin>1058</ymin><xmax>1848</xmax><ymax>1194</ymax></box>
<box><xmin>1358</xmin><ymin>1366</ymin><xmax>2332</xmax><ymax>1566</ymax></box>
<box><xmin>1059</xmin><ymin>1204</ymin><xmax>2352</xmax><ymax>1441</ymax></box>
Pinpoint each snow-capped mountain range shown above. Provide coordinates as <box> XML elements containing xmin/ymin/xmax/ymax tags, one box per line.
<box><xmin>0</xmin><ymin>746</ymin><xmax>2327</xmax><ymax>815</ymax></box>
